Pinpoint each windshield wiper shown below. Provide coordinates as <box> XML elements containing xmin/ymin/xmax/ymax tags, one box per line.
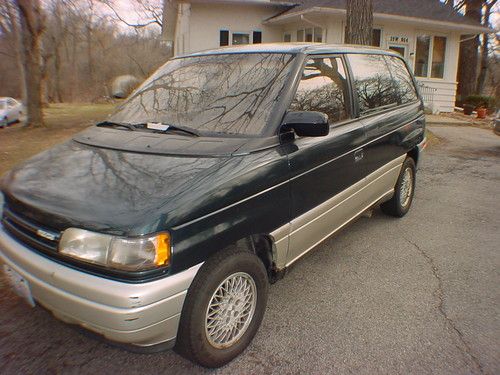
<box><xmin>162</xmin><ymin>124</ymin><xmax>200</xmax><ymax>137</ymax></box>
<box><xmin>97</xmin><ymin>121</ymin><xmax>200</xmax><ymax>137</ymax></box>
<box><xmin>146</xmin><ymin>123</ymin><xmax>200</xmax><ymax>137</ymax></box>
<box><xmin>96</xmin><ymin>121</ymin><xmax>137</xmax><ymax>131</ymax></box>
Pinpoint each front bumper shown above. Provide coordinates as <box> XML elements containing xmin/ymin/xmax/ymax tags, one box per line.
<box><xmin>0</xmin><ymin>225</ymin><xmax>201</xmax><ymax>348</ymax></box>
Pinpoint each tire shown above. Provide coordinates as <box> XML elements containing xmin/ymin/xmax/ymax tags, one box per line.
<box><xmin>381</xmin><ymin>157</ymin><xmax>416</xmax><ymax>217</ymax></box>
<box><xmin>175</xmin><ymin>246</ymin><xmax>269</xmax><ymax>368</ymax></box>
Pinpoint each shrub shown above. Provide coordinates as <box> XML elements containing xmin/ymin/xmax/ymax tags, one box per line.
<box><xmin>464</xmin><ymin>95</ymin><xmax>496</xmax><ymax>109</ymax></box>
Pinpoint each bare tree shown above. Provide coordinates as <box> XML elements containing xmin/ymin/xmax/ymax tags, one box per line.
<box><xmin>476</xmin><ymin>0</ymin><xmax>496</xmax><ymax>94</ymax></box>
<box><xmin>345</xmin><ymin>0</ymin><xmax>373</xmax><ymax>45</ymax></box>
<box><xmin>457</xmin><ymin>0</ymin><xmax>482</xmax><ymax>100</ymax></box>
<box><xmin>15</xmin><ymin>0</ymin><xmax>45</xmax><ymax>127</ymax></box>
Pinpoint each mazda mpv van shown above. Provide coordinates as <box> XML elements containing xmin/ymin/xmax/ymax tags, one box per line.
<box><xmin>0</xmin><ymin>44</ymin><xmax>426</xmax><ymax>367</ymax></box>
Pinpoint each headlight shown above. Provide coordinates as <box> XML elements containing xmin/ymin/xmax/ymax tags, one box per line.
<box><xmin>59</xmin><ymin>228</ymin><xmax>170</xmax><ymax>271</ymax></box>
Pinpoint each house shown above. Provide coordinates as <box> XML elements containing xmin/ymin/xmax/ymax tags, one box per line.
<box><xmin>170</xmin><ymin>0</ymin><xmax>490</xmax><ymax>112</ymax></box>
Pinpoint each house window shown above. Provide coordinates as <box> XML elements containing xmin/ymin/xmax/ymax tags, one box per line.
<box><xmin>372</xmin><ymin>29</ymin><xmax>381</xmax><ymax>47</ymax></box>
<box><xmin>232</xmin><ymin>32</ymin><xmax>250</xmax><ymax>45</ymax></box>
<box><xmin>415</xmin><ymin>35</ymin><xmax>447</xmax><ymax>78</ymax></box>
<box><xmin>284</xmin><ymin>32</ymin><xmax>291</xmax><ymax>42</ymax></box>
<box><xmin>297</xmin><ymin>29</ymin><xmax>304</xmax><ymax>42</ymax></box>
<box><xmin>314</xmin><ymin>27</ymin><xmax>323</xmax><ymax>43</ymax></box>
<box><xmin>432</xmin><ymin>36</ymin><xmax>446</xmax><ymax>78</ymax></box>
<box><xmin>253</xmin><ymin>31</ymin><xmax>262</xmax><ymax>44</ymax></box>
<box><xmin>220</xmin><ymin>30</ymin><xmax>229</xmax><ymax>46</ymax></box>
<box><xmin>297</xmin><ymin>27</ymin><xmax>323</xmax><ymax>43</ymax></box>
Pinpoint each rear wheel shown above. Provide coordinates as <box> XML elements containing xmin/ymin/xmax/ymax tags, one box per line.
<box><xmin>175</xmin><ymin>247</ymin><xmax>269</xmax><ymax>368</ymax></box>
<box><xmin>381</xmin><ymin>157</ymin><xmax>416</xmax><ymax>217</ymax></box>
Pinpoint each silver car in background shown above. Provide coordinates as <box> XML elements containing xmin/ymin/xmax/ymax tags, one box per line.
<box><xmin>0</xmin><ymin>97</ymin><xmax>23</xmax><ymax>128</ymax></box>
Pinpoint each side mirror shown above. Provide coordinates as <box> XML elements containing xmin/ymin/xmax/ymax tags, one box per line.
<box><xmin>281</xmin><ymin>111</ymin><xmax>329</xmax><ymax>137</ymax></box>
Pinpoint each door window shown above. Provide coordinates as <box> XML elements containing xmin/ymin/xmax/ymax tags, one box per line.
<box><xmin>289</xmin><ymin>57</ymin><xmax>350</xmax><ymax>123</ymax></box>
<box><xmin>385</xmin><ymin>56</ymin><xmax>419</xmax><ymax>105</ymax></box>
<box><xmin>347</xmin><ymin>54</ymin><xmax>397</xmax><ymax>116</ymax></box>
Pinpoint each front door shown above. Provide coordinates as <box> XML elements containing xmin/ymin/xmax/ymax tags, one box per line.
<box><xmin>285</xmin><ymin>55</ymin><xmax>367</xmax><ymax>266</ymax></box>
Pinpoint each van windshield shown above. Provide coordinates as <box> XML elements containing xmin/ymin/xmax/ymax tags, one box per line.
<box><xmin>108</xmin><ymin>53</ymin><xmax>295</xmax><ymax>136</ymax></box>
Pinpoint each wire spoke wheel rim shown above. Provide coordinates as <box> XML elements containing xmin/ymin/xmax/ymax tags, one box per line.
<box><xmin>399</xmin><ymin>167</ymin><xmax>413</xmax><ymax>208</ymax></box>
<box><xmin>205</xmin><ymin>272</ymin><xmax>257</xmax><ymax>349</ymax></box>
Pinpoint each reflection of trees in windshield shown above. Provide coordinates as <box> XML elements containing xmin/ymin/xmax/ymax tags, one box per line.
<box><xmin>109</xmin><ymin>53</ymin><xmax>295</xmax><ymax>136</ymax></box>
<box><xmin>290</xmin><ymin>57</ymin><xmax>349</xmax><ymax>123</ymax></box>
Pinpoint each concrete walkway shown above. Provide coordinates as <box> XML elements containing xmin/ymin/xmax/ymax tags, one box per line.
<box><xmin>425</xmin><ymin>114</ymin><xmax>469</xmax><ymax>126</ymax></box>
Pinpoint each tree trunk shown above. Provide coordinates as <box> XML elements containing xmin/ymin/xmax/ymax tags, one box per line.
<box><xmin>5</xmin><ymin>1</ymin><xmax>27</xmax><ymax>102</ymax></box>
<box><xmin>15</xmin><ymin>0</ymin><xmax>45</xmax><ymax>127</ymax></box>
<box><xmin>345</xmin><ymin>0</ymin><xmax>373</xmax><ymax>45</ymax></box>
<box><xmin>162</xmin><ymin>0</ymin><xmax>178</xmax><ymax>56</ymax></box>
<box><xmin>457</xmin><ymin>0</ymin><xmax>482</xmax><ymax>101</ymax></box>
<box><xmin>476</xmin><ymin>0</ymin><xmax>495</xmax><ymax>95</ymax></box>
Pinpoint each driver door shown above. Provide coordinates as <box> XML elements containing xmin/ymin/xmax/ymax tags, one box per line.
<box><xmin>285</xmin><ymin>55</ymin><xmax>367</xmax><ymax>265</ymax></box>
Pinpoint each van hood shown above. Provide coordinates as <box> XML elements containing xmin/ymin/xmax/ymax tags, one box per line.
<box><xmin>1</xmin><ymin>134</ymin><xmax>280</xmax><ymax>236</ymax></box>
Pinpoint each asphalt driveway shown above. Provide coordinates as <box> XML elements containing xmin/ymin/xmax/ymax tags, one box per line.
<box><xmin>0</xmin><ymin>124</ymin><xmax>499</xmax><ymax>374</ymax></box>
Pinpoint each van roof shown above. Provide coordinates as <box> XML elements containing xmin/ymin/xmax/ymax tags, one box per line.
<box><xmin>179</xmin><ymin>43</ymin><xmax>402</xmax><ymax>58</ymax></box>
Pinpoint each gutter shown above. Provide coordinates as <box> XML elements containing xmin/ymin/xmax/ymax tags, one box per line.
<box><xmin>264</xmin><ymin>6</ymin><xmax>494</xmax><ymax>34</ymax></box>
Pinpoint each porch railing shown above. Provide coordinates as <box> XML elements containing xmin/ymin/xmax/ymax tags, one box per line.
<box><xmin>417</xmin><ymin>83</ymin><xmax>437</xmax><ymax>106</ymax></box>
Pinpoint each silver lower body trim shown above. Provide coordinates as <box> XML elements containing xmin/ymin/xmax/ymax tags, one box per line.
<box><xmin>0</xmin><ymin>225</ymin><xmax>202</xmax><ymax>347</ymax></box>
<box><xmin>271</xmin><ymin>155</ymin><xmax>406</xmax><ymax>268</ymax></box>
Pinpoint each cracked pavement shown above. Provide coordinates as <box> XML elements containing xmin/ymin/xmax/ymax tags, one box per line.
<box><xmin>0</xmin><ymin>124</ymin><xmax>499</xmax><ymax>374</ymax></box>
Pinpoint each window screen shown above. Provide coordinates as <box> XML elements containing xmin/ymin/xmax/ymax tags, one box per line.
<box><xmin>348</xmin><ymin>54</ymin><xmax>397</xmax><ymax>115</ymax></box>
<box><xmin>289</xmin><ymin>57</ymin><xmax>350</xmax><ymax>123</ymax></box>
<box><xmin>385</xmin><ymin>56</ymin><xmax>418</xmax><ymax>105</ymax></box>
<box><xmin>220</xmin><ymin>30</ymin><xmax>229</xmax><ymax>46</ymax></box>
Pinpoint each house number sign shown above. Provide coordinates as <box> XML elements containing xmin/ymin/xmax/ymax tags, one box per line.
<box><xmin>389</xmin><ymin>36</ymin><xmax>409</xmax><ymax>43</ymax></box>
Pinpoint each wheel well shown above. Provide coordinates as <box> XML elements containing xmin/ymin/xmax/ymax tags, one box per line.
<box><xmin>234</xmin><ymin>235</ymin><xmax>278</xmax><ymax>282</ymax></box>
<box><xmin>407</xmin><ymin>147</ymin><xmax>419</xmax><ymax>166</ymax></box>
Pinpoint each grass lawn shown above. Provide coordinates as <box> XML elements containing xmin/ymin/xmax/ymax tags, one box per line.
<box><xmin>0</xmin><ymin>103</ymin><xmax>116</xmax><ymax>177</ymax></box>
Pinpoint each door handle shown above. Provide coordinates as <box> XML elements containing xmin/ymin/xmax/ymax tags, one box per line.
<box><xmin>354</xmin><ymin>149</ymin><xmax>364</xmax><ymax>162</ymax></box>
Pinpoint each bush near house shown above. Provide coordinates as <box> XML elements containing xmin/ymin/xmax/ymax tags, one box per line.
<box><xmin>464</xmin><ymin>95</ymin><xmax>496</xmax><ymax>110</ymax></box>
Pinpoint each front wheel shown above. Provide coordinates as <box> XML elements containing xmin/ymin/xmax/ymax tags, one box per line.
<box><xmin>175</xmin><ymin>247</ymin><xmax>269</xmax><ymax>368</ymax></box>
<box><xmin>381</xmin><ymin>157</ymin><xmax>416</xmax><ymax>217</ymax></box>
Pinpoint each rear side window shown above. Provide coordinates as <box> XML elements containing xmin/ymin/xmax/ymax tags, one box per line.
<box><xmin>289</xmin><ymin>57</ymin><xmax>350</xmax><ymax>123</ymax></box>
<box><xmin>347</xmin><ymin>54</ymin><xmax>397</xmax><ymax>116</ymax></box>
<box><xmin>385</xmin><ymin>56</ymin><xmax>419</xmax><ymax>104</ymax></box>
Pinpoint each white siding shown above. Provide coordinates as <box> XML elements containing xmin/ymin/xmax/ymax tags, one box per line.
<box><xmin>176</xmin><ymin>5</ymin><xmax>463</xmax><ymax>112</ymax></box>
<box><xmin>177</xmin><ymin>3</ymin><xmax>284</xmax><ymax>55</ymax></box>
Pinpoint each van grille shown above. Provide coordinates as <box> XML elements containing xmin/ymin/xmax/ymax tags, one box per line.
<box><xmin>1</xmin><ymin>205</ymin><xmax>60</xmax><ymax>254</ymax></box>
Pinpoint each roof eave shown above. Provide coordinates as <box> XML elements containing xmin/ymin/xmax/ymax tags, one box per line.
<box><xmin>264</xmin><ymin>6</ymin><xmax>494</xmax><ymax>34</ymax></box>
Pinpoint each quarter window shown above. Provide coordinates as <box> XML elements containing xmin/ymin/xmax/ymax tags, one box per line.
<box><xmin>348</xmin><ymin>54</ymin><xmax>397</xmax><ymax>115</ymax></box>
<box><xmin>290</xmin><ymin>57</ymin><xmax>350</xmax><ymax>123</ymax></box>
<box><xmin>385</xmin><ymin>56</ymin><xmax>419</xmax><ymax>104</ymax></box>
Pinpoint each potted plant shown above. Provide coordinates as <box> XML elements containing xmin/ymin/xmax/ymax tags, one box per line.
<box><xmin>463</xmin><ymin>103</ymin><xmax>475</xmax><ymax>115</ymax></box>
<box><xmin>477</xmin><ymin>106</ymin><xmax>487</xmax><ymax>119</ymax></box>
